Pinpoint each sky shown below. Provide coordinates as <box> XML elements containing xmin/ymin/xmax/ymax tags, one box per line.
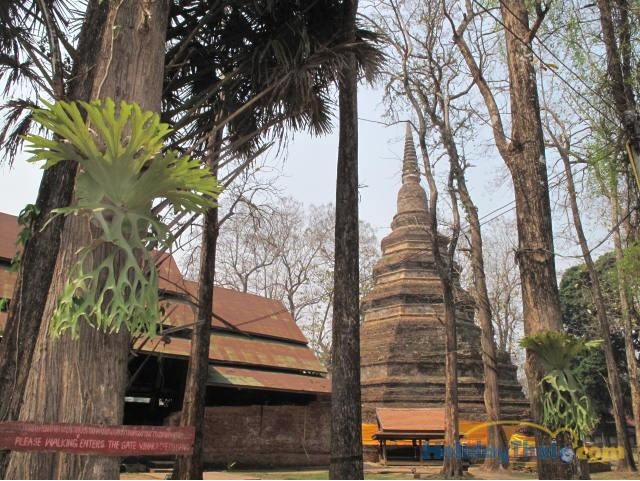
<box><xmin>0</xmin><ymin>85</ymin><xmax>510</xmax><ymax>226</ymax></box>
<box><xmin>265</xmin><ymin>86</ymin><xmax>515</xmax><ymax>238</ymax></box>
<box><xmin>0</xmin><ymin>83</ymin><xmax>611</xmax><ymax>276</ymax></box>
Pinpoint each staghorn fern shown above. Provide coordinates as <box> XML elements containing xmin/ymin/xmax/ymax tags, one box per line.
<box><xmin>25</xmin><ymin>98</ymin><xmax>221</xmax><ymax>339</ymax></box>
<box><xmin>520</xmin><ymin>331</ymin><xmax>602</xmax><ymax>440</ymax></box>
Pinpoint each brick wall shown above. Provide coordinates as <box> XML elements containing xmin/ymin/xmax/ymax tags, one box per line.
<box><xmin>0</xmin><ymin>267</ymin><xmax>16</xmax><ymax>300</ymax></box>
<box><xmin>0</xmin><ymin>267</ymin><xmax>16</xmax><ymax>333</ymax></box>
<box><xmin>168</xmin><ymin>399</ymin><xmax>331</xmax><ymax>468</ymax></box>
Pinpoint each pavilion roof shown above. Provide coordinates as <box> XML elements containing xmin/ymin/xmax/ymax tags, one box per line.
<box><xmin>376</xmin><ymin>407</ymin><xmax>446</xmax><ymax>433</ymax></box>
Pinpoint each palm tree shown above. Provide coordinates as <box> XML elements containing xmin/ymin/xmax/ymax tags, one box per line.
<box><xmin>330</xmin><ymin>0</ymin><xmax>364</xmax><ymax>478</ymax></box>
<box><xmin>161</xmin><ymin>2</ymin><xmax>382</xmax><ymax>478</ymax></box>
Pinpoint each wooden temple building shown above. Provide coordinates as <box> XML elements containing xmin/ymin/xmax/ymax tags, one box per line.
<box><xmin>0</xmin><ymin>211</ymin><xmax>331</xmax><ymax>468</ymax></box>
<box><xmin>360</xmin><ymin>126</ymin><xmax>529</xmax><ymax>459</ymax></box>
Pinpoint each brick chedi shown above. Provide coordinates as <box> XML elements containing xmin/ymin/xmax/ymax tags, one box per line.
<box><xmin>360</xmin><ymin>125</ymin><xmax>528</xmax><ymax>422</ymax></box>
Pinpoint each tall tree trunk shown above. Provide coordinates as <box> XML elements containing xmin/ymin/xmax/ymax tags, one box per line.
<box><xmin>413</xmin><ymin>124</ymin><xmax>462</xmax><ymax>479</ymax></box>
<box><xmin>4</xmin><ymin>1</ymin><xmax>169</xmax><ymax>478</ymax></box>
<box><xmin>451</xmin><ymin>0</ymin><xmax>580</xmax><ymax>470</ymax></box>
<box><xmin>610</xmin><ymin>187</ymin><xmax>640</xmax><ymax>466</ymax></box>
<box><xmin>441</xmin><ymin>276</ymin><xmax>462</xmax><ymax>479</ymax></box>
<box><xmin>397</xmin><ymin>20</ymin><xmax>463</xmax><ymax>473</ymax></box>
<box><xmin>595</xmin><ymin>0</ymin><xmax>640</xmax><ymax>185</ymax></box>
<box><xmin>456</xmin><ymin>174</ymin><xmax>508</xmax><ymax>470</ymax></box>
<box><xmin>329</xmin><ymin>0</ymin><xmax>363</xmax><ymax>478</ymax></box>
<box><xmin>434</xmin><ymin>187</ymin><xmax>462</xmax><ymax>480</ymax></box>
<box><xmin>430</xmin><ymin>92</ymin><xmax>507</xmax><ymax>470</ymax></box>
<box><xmin>0</xmin><ymin>2</ymin><xmax>110</xmax><ymax>475</ymax></box>
<box><xmin>451</xmin><ymin>0</ymin><xmax>575</xmax><ymax>470</ymax></box>
<box><xmin>172</xmin><ymin>129</ymin><xmax>222</xmax><ymax>480</ymax></box>
<box><xmin>559</xmin><ymin>145</ymin><xmax>633</xmax><ymax>472</ymax></box>
<box><xmin>500</xmin><ymin>1</ymin><xmax>569</xmax><ymax>477</ymax></box>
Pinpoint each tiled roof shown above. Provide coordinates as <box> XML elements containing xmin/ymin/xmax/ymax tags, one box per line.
<box><xmin>0</xmin><ymin>213</ymin><xmax>308</xmax><ymax>344</ymax></box>
<box><xmin>134</xmin><ymin>332</ymin><xmax>326</xmax><ymax>373</ymax></box>
<box><xmin>0</xmin><ymin>212</ymin><xmax>20</xmax><ymax>262</ymax></box>
<box><xmin>160</xmin><ymin>290</ymin><xmax>308</xmax><ymax>344</ymax></box>
<box><xmin>155</xmin><ymin>251</ymin><xmax>188</xmax><ymax>293</ymax></box>
<box><xmin>376</xmin><ymin>407</ymin><xmax>446</xmax><ymax>432</ymax></box>
<box><xmin>0</xmin><ymin>212</ymin><xmax>328</xmax><ymax>395</ymax></box>
<box><xmin>209</xmin><ymin>365</ymin><xmax>330</xmax><ymax>394</ymax></box>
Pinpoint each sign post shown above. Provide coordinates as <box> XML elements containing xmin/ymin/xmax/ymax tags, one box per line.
<box><xmin>0</xmin><ymin>422</ymin><xmax>194</xmax><ymax>457</ymax></box>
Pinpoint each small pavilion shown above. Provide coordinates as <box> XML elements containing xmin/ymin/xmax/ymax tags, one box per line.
<box><xmin>374</xmin><ymin>408</ymin><xmax>447</xmax><ymax>464</ymax></box>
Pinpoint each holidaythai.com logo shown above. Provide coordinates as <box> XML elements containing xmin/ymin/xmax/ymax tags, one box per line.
<box><xmin>433</xmin><ymin>421</ymin><xmax>625</xmax><ymax>464</ymax></box>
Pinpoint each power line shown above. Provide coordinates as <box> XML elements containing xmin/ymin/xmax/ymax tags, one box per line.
<box><xmin>470</xmin><ymin>0</ymin><xmax>619</xmax><ymax>127</ymax></box>
<box><xmin>474</xmin><ymin>166</ymin><xmax>582</xmax><ymax>229</ymax></box>
<box><xmin>461</xmin><ymin>163</ymin><xmax>587</xmax><ymax>231</ymax></box>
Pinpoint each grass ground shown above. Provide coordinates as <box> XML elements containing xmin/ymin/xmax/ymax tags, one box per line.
<box><xmin>199</xmin><ymin>466</ymin><xmax>640</xmax><ymax>480</ymax></box>
<box><xmin>244</xmin><ymin>472</ymin><xmax>410</xmax><ymax>480</ymax></box>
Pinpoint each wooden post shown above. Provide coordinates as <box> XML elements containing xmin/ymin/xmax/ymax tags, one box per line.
<box><xmin>419</xmin><ymin>440</ymin><xmax>423</xmax><ymax>463</ymax></box>
<box><xmin>382</xmin><ymin>440</ymin><xmax>387</xmax><ymax>466</ymax></box>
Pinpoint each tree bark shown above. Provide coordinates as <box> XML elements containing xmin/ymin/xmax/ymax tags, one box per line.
<box><xmin>595</xmin><ymin>0</ymin><xmax>640</xmax><ymax>186</ymax></box>
<box><xmin>441</xmin><ymin>274</ymin><xmax>462</xmax><ymax>479</ymax></box>
<box><xmin>500</xmin><ymin>0</ymin><xmax>569</xmax><ymax>477</ymax></box>
<box><xmin>4</xmin><ymin>1</ymin><xmax>169</xmax><ymax>478</ymax></box>
<box><xmin>427</xmin><ymin>85</ymin><xmax>508</xmax><ymax>470</ymax></box>
<box><xmin>172</xmin><ymin>129</ymin><xmax>222</xmax><ymax>480</ymax></box>
<box><xmin>610</xmin><ymin>187</ymin><xmax>640</xmax><ymax>467</ymax></box>
<box><xmin>431</xmin><ymin>179</ymin><xmax>462</xmax><ymax>480</ymax></box>
<box><xmin>559</xmin><ymin>143</ymin><xmax>633</xmax><ymax>473</ymax></box>
<box><xmin>329</xmin><ymin>0</ymin><xmax>363</xmax><ymax>478</ymax></box>
<box><xmin>413</xmin><ymin>121</ymin><xmax>462</xmax><ymax>478</ymax></box>
<box><xmin>0</xmin><ymin>2</ymin><xmax>110</xmax><ymax>475</ymax></box>
<box><xmin>456</xmin><ymin>174</ymin><xmax>508</xmax><ymax>470</ymax></box>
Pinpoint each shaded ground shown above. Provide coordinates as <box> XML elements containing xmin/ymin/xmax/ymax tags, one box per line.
<box><xmin>121</xmin><ymin>464</ymin><xmax>640</xmax><ymax>480</ymax></box>
<box><xmin>216</xmin><ymin>468</ymin><xmax>640</xmax><ymax>480</ymax></box>
<box><xmin>590</xmin><ymin>472</ymin><xmax>640</xmax><ymax>480</ymax></box>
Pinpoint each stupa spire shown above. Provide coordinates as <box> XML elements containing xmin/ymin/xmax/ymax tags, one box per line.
<box><xmin>402</xmin><ymin>123</ymin><xmax>420</xmax><ymax>184</ymax></box>
<box><xmin>391</xmin><ymin>123</ymin><xmax>429</xmax><ymax>229</ymax></box>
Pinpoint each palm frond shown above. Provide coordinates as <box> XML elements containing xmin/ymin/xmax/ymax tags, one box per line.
<box><xmin>0</xmin><ymin>98</ymin><xmax>39</xmax><ymax>166</ymax></box>
<box><xmin>163</xmin><ymin>0</ymin><xmax>384</xmax><ymax>158</ymax></box>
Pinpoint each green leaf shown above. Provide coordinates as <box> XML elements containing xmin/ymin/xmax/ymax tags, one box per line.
<box><xmin>26</xmin><ymin>99</ymin><xmax>222</xmax><ymax>338</ymax></box>
<box><xmin>523</xmin><ymin>330</ymin><xmax>601</xmax><ymax>439</ymax></box>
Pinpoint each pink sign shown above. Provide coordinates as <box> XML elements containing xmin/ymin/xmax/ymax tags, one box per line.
<box><xmin>0</xmin><ymin>422</ymin><xmax>194</xmax><ymax>456</ymax></box>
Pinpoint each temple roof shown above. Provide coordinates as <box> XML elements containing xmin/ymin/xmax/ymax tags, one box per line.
<box><xmin>0</xmin><ymin>211</ymin><xmax>329</xmax><ymax>394</ymax></box>
<box><xmin>0</xmin><ymin>211</ymin><xmax>21</xmax><ymax>262</ymax></box>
